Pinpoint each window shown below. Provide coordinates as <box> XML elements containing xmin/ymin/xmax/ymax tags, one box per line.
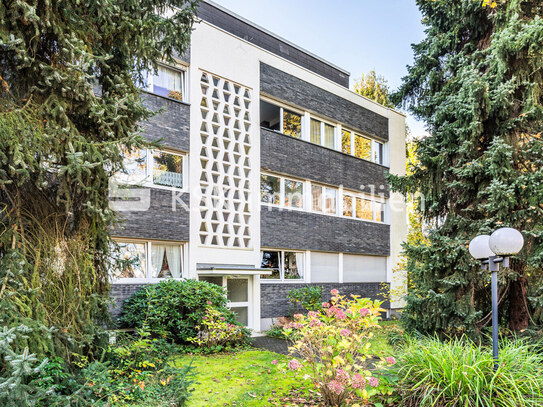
<box><xmin>261</xmin><ymin>250</ymin><xmax>304</xmax><ymax>280</ymax></box>
<box><xmin>260</xmin><ymin>100</ymin><xmax>301</xmax><ymax>138</ymax></box>
<box><xmin>153</xmin><ymin>151</ymin><xmax>183</xmax><ymax>188</ymax></box>
<box><xmin>310</xmin><ymin>118</ymin><xmax>336</xmax><ymax>149</ymax></box>
<box><xmin>373</xmin><ymin>140</ymin><xmax>384</xmax><ymax>165</ymax></box>
<box><xmin>341</xmin><ymin>129</ymin><xmax>351</xmax><ymax>154</ymax></box>
<box><xmin>111</xmin><ymin>241</ymin><xmax>184</xmax><ymax>281</ymax></box>
<box><xmin>284</xmin><ymin>178</ymin><xmax>304</xmax><ymax>208</ymax></box>
<box><xmin>311</xmin><ymin>185</ymin><xmax>337</xmax><ymax>214</ymax></box>
<box><xmin>143</xmin><ymin>64</ymin><xmax>186</xmax><ymax>101</ymax></box>
<box><xmin>261</xmin><ymin>173</ymin><xmax>305</xmax><ymax>209</ymax></box>
<box><xmin>310</xmin><ymin>119</ymin><xmax>321</xmax><ymax>144</ymax></box>
<box><xmin>119</xmin><ymin>148</ymin><xmax>186</xmax><ymax>190</ymax></box>
<box><xmin>354</xmin><ymin>133</ymin><xmax>372</xmax><ymax>161</ymax></box>
<box><xmin>260</xmin><ymin>174</ymin><xmax>281</xmax><ymax>205</ymax></box>
<box><xmin>342</xmin><ymin>191</ymin><xmax>385</xmax><ymax>223</ymax></box>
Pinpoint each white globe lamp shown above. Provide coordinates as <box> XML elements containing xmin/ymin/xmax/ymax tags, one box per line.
<box><xmin>489</xmin><ymin>227</ymin><xmax>524</xmax><ymax>256</ymax></box>
<box><xmin>468</xmin><ymin>235</ymin><xmax>495</xmax><ymax>260</ymax></box>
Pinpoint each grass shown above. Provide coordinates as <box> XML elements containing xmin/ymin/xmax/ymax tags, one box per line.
<box><xmin>367</xmin><ymin>320</ymin><xmax>398</xmax><ymax>359</ymax></box>
<box><xmin>175</xmin><ymin>350</ymin><xmax>312</xmax><ymax>406</ymax></box>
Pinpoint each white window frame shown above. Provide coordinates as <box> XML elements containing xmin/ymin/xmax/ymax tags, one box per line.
<box><xmin>260</xmin><ymin>249</ymin><xmax>306</xmax><ymax>282</ymax></box>
<box><xmin>260</xmin><ymin>98</ymin><xmax>304</xmax><ymax>137</ymax></box>
<box><xmin>118</xmin><ymin>148</ymin><xmax>188</xmax><ymax>192</ymax></box>
<box><xmin>310</xmin><ymin>183</ymin><xmax>338</xmax><ymax>215</ymax></box>
<box><xmin>111</xmin><ymin>239</ymin><xmax>187</xmax><ymax>284</ymax></box>
<box><xmin>144</xmin><ymin>62</ymin><xmax>188</xmax><ymax>103</ymax></box>
<box><xmin>340</xmin><ymin>189</ymin><xmax>387</xmax><ymax>224</ymax></box>
<box><xmin>343</xmin><ymin>127</ymin><xmax>386</xmax><ymax>165</ymax></box>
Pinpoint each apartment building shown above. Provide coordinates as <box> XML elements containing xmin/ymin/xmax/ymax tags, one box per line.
<box><xmin>110</xmin><ymin>0</ymin><xmax>408</xmax><ymax>331</ymax></box>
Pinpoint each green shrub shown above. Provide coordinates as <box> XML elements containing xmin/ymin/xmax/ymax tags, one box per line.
<box><xmin>287</xmin><ymin>286</ymin><xmax>323</xmax><ymax>313</ymax></box>
<box><xmin>397</xmin><ymin>336</ymin><xmax>543</xmax><ymax>407</ymax></box>
<box><xmin>120</xmin><ymin>279</ymin><xmax>236</xmax><ymax>343</ymax></box>
<box><xmin>266</xmin><ymin>325</ymin><xmax>287</xmax><ymax>339</ymax></box>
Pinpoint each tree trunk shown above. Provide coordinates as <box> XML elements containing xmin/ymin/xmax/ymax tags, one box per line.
<box><xmin>508</xmin><ymin>265</ymin><xmax>529</xmax><ymax>331</ymax></box>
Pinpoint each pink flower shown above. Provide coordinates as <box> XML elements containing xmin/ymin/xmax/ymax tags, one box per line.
<box><xmin>352</xmin><ymin>374</ymin><xmax>366</xmax><ymax>389</ymax></box>
<box><xmin>339</xmin><ymin>328</ymin><xmax>351</xmax><ymax>337</ymax></box>
<box><xmin>368</xmin><ymin>377</ymin><xmax>379</xmax><ymax>388</ymax></box>
<box><xmin>220</xmin><ymin>317</ymin><xmax>225</xmax><ymax>321</ymax></box>
<box><xmin>335</xmin><ymin>309</ymin><xmax>347</xmax><ymax>320</ymax></box>
<box><xmin>271</xmin><ymin>359</ymin><xmax>278</xmax><ymax>365</ymax></box>
<box><xmin>386</xmin><ymin>356</ymin><xmax>397</xmax><ymax>365</ymax></box>
<box><xmin>309</xmin><ymin>319</ymin><xmax>322</xmax><ymax>327</ymax></box>
<box><xmin>288</xmin><ymin>359</ymin><xmax>301</xmax><ymax>371</ymax></box>
<box><xmin>335</xmin><ymin>369</ymin><xmax>349</xmax><ymax>384</ymax></box>
<box><xmin>330</xmin><ymin>289</ymin><xmax>339</xmax><ymax>296</ymax></box>
<box><xmin>308</xmin><ymin>311</ymin><xmax>319</xmax><ymax>318</ymax></box>
<box><xmin>322</xmin><ymin>302</ymin><xmax>330</xmax><ymax>308</ymax></box>
<box><xmin>206</xmin><ymin>301</ymin><xmax>212</xmax><ymax>305</ymax></box>
<box><xmin>359</xmin><ymin>308</ymin><xmax>370</xmax><ymax>317</ymax></box>
<box><xmin>293</xmin><ymin>313</ymin><xmax>303</xmax><ymax>320</ymax></box>
<box><xmin>326</xmin><ymin>379</ymin><xmax>344</xmax><ymax>395</ymax></box>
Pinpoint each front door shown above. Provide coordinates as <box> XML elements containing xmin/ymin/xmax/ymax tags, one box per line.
<box><xmin>199</xmin><ymin>275</ymin><xmax>252</xmax><ymax>327</ymax></box>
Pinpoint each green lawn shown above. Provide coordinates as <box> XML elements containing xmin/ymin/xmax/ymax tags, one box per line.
<box><xmin>174</xmin><ymin>321</ymin><xmax>400</xmax><ymax>406</ymax></box>
<box><xmin>175</xmin><ymin>350</ymin><xmax>312</xmax><ymax>407</ymax></box>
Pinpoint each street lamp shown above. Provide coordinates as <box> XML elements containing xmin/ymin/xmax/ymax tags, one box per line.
<box><xmin>468</xmin><ymin>227</ymin><xmax>524</xmax><ymax>371</ymax></box>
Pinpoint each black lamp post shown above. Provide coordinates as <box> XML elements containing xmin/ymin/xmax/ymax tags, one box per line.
<box><xmin>468</xmin><ymin>227</ymin><xmax>524</xmax><ymax>371</ymax></box>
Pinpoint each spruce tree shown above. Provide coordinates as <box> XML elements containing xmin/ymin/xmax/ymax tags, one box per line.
<box><xmin>390</xmin><ymin>0</ymin><xmax>543</xmax><ymax>336</ymax></box>
<box><xmin>0</xmin><ymin>0</ymin><xmax>197</xmax><ymax>359</ymax></box>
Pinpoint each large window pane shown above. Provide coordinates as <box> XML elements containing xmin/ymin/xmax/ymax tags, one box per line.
<box><xmin>284</xmin><ymin>179</ymin><xmax>304</xmax><ymax>208</ymax></box>
<box><xmin>310</xmin><ymin>119</ymin><xmax>321</xmax><ymax>145</ymax></box>
<box><xmin>354</xmin><ymin>134</ymin><xmax>372</xmax><ymax>160</ymax></box>
<box><xmin>311</xmin><ymin>252</ymin><xmax>339</xmax><ymax>283</ymax></box>
<box><xmin>260</xmin><ymin>174</ymin><xmax>280</xmax><ymax>204</ymax></box>
<box><xmin>324</xmin><ymin>188</ymin><xmax>337</xmax><ymax>214</ymax></box>
<box><xmin>284</xmin><ymin>252</ymin><xmax>303</xmax><ymax>279</ymax></box>
<box><xmin>311</xmin><ymin>185</ymin><xmax>323</xmax><ymax>212</ymax></box>
<box><xmin>121</xmin><ymin>147</ymin><xmax>147</xmax><ymax>183</ymax></box>
<box><xmin>356</xmin><ymin>197</ymin><xmax>373</xmax><ymax>220</ymax></box>
<box><xmin>152</xmin><ymin>65</ymin><xmax>183</xmax><ymax>100</ymax></box>
<box><xmin>283</xmin><ymin>110</ymin><xmax>302</xmax><ymax>138</ymax></box>
<box><xmin>261</xmin><ymin>251</ymin><xmax>281</xmax><ymax>279</ymax></box>
<box><xmin>113</xmin><ymin>243</ymin><xmax>146</xmax><ymax>278</ymax></box>
<box><xmin>373</xmin><ymin>141</ymin><xmax>383</xmax><ymax>164</ymax></box>
<box><xmin>230</xmin><ymin>306</ymin><xmax>248</xmax><ymax>325</ymax></box>
<box><xmin>324</xmin><ymin>123</ymin><xmax>335</xmax><ymax>149</ymax></box>
<box><xmin>374</xmin><ymin>202</ymin><xmax>385</xmax><ymax>222</ymax></box>
<box><xmin>260</xmin><ymin>101</ymin><xmax>280</xmax><ymax>131</ymax></box>
<box><xmin>343</xmin><ymin>195</ymin><xmax>353</xmax><ymax>217</ymax></box>
<box><xmin>341</xmin><ymin>130</ymin><xmax>351</xmax><ymax>154</ymax></box>
<box><xmin>227</xmin><ymin>278</ymin><xmax>248</xmax><ymax>302</ymax></box>
<box><xmin>153</xmin><ymin>151</ymin><xmax>183</xmax><ymax>188</ymax></box>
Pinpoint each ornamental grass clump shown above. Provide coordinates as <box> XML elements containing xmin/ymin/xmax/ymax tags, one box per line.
<box><xmin>283</xmin><ymin>290</ymin><xmax>396</xmax><ymax>406</ymax></box>
<box><xmin>398</xmin><ymin>336</ymin><xmax>543</xmax><ymax>407</ymax></box>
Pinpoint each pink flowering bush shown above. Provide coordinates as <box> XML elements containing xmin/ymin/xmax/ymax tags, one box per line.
<box><xmin>188</xmin><ymin>305</ymin><xmax>248</xmax><ymax>349</ymax></box>
<box><xmin>283</xmin><ymin>290</ymin><xmax>396</xmax><ymax>406</ymax></box>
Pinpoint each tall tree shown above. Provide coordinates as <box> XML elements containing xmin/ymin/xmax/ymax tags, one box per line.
<box><xmin>390</xmin><ymin>0</ymin><xmax>543</xmax><ymax>336</ymax></box>
<box><xmin>354</xmin><ymin>70</ymin><xmax>394</xmax><ymax>109</ymax></box>
<box><xmin>0</xmin><ymin>0</ymin><xmax>197</xmax><ymax>359</ymax></box>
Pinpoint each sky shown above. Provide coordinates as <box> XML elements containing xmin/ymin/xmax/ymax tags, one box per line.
<box><xmin>211</xmin><ymin>0</ymin><xmax>428</xmax><ymax>138</ymax></box>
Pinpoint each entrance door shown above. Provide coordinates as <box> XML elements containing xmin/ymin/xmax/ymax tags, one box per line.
<box><xmin>199</xmin><ymin>275</ymin><xmax>251</xmax><ymax>326</ymax></box>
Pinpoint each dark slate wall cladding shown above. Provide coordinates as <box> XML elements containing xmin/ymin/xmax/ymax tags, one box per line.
<box><xmin>260</xmin><ymin>283</ymin><xmax>389</xmax><ymax>318</ymax></box>
<box><xmin>197</xmin><ymin>2</ymin><xmax>349</xmax><ymax>87</ymax></box>
<box><xmin>110</xmin><ymin>284</ymin><xmax>148</xmax><ymax>319</ymax></box>
<box><xmin>141</xmin><ymin>94</ymin><xmax>190</xmax><ymax>152</ymax></box>
<box><xmin>261</xmin><ymin>128</ymin><xmax>389</xmax><ymax>196</ymax></box>
<box><xmin>261</xmin><ymin>207</ymin><xmax>390</xmax><ymax>256</ymax></box>
<box><xmin>112</xmin><ymin>188</ymin><xmax>190</xmax><ymax>241</ymax></box>
<box><xmin>260</xmin><ymin>64</ymin><xmax>389</xmax><ymax>141</ymax></box>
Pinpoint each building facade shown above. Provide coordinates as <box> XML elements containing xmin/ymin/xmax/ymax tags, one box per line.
<box><xmin>110</xmin><ymin>0</ymin><xmax>408</xmax><ymax>331</ymax></box>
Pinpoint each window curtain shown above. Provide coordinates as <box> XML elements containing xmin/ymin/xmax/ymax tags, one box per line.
<box><xmin>295</xmin><ymin>252</ymin><xmax>304</xmax><ymax>278</ymax></box>
<box><xmin>151</xmin><ymin>245</ymin><xmax>165</xmax><ymax>278</ymax></box>
<box><xmin>324</xmin><ymin>124</ymin><xmax>334</xmax><ymax>148</ymax></box>
<box><xmin>154</xmin><ymin>65</ymin><xmax>182</xmax><ymax>92</ymax></box>
<box><xmin>310</xmin><ymin>119</ymin><xmax>321</xmax><ymax>144</ymax></box>
<box><xmin>165</xmin><ymin>246</ymin><xmax>182</xmax><ymax>278</ymax></box>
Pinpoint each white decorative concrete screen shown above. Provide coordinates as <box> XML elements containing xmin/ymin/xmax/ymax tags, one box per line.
<box><xmin>198</xmin><ymin>71</ymin><xmax>252</xmax><ymax>248</ymax></box>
